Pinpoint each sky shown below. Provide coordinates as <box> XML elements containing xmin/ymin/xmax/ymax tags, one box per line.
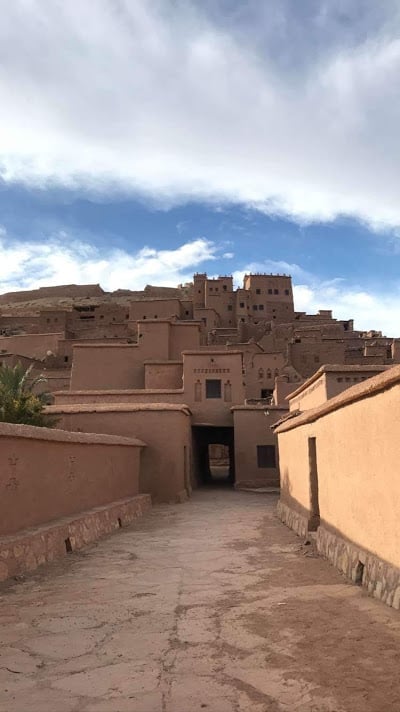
<box><xmin>1</xmin><ymin>0</ymin><xmax>400</xmax><ymax>335</ymax></box>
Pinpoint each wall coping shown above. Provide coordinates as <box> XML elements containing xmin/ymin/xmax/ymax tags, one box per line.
<box><xmin>0</xmin><ymin>332</ymin><xmax>64</xmax><ymax>339</ymax></box>
<box><xmin>182</xmin><ymin>349</ymin><xmax>243</xmax><ymax>356</ymax></box>
<box><xmin>275</xmin><ymin>364</ymin><xmax>400</xmax><ymax>434</ymax></box>
<box><xmin>0</xmin><ymin>422</ymin><xmax>146</xmax><ymax>447</ymax></box>
<box><xmin>231</xmin><ymin>405</ymin><xmax>288</xmax><ymax>412</ymax></box>
<box><xmin>72</xmin><ymin>343</ymin><xmax>138</xmax><ymax>349</ymax></box>
<box><xmin>286</xmin><ymin>363</ymin><xmax>390</xmax><ymax>401</ymax></box>
<box><xmin>47</xmin><ymin>403</ymin><xmax>192</xmax><ymax>416</ymax></box>
<box><xmin>144</xmin><ymin>360</ymin><xmax>183</xmax><ymax>365</ymax></box>
<box><xmin>53</xmin><ymin>388</ymin><xmax>184</xmax><ymax>396</ymax></box>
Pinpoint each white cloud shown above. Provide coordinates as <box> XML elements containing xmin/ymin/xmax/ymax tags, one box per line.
<box><xmin>1</xmin><ymin>1</ymin><xmax>400</xmax><ymax>228</ymax></box>
<box><xmin>0</xmin><ymin>234</ymin><xmax>217</xmax><ymax>293</ymax></box>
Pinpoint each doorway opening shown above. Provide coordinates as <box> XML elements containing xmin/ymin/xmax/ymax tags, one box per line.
<box><xmin>192</xmin><ymin>426</ymin><xmax>235</xmax><ymax>487</ymax></box>
<box><xmin>308</xmin><ymin>436</ymin><xmax>320</xmax><ymax>531</ymax></box>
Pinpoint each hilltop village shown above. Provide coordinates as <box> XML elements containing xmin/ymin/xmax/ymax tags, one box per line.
<box><xmin>0</xmin><ymin>272</ymin><xmax>398</xmax><ymax>487</ymax></box>
<box><xmin>1</xmin><ymin>272</ymin><xmax>400</xmax><ymax>611</ymax></box>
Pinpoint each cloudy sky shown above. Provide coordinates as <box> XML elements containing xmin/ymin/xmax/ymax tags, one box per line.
<box><xmin>1</xmin><ymin>0</ymin><xmax>400</xmax><ymax>334</ymax></box>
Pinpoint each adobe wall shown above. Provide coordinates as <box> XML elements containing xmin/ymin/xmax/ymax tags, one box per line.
<box><xmin>183</xmin><ymin>351</ymin><xmax>245</xmax><ymax>426</ymax></box>
<box><xmin>0</xmin><ymin>332</ymin><xmax>64</xmax><ymax>360</ymax></box>
<box><xmin>70</xmin><ymin>344</ymin><xmax>144</xmax><ymax>390</ymax></box>
<box><xmin>288</xmin><ymin>373</ymin><xmax>328</xmax><ymax>412</ymax></box>
<box><xmin>244</xmin><ymin>351</ymin><xmax>285</xmax><ymax>399</ymax></box>
<box><xmin>48</xmin><ymin>405</ymin><xmax>192</xmax><ymax>504</ymax></box>
<box><xmin>53</xmin><ymin>388</ymin><xmax>184</xmax><ymax>405</ymax></box>
<box><xmin>0</xmin><ymin>284</ymin><xmax>104</xmax><ymax>304</ymax></box>
<box><xmin>129</xmin><ymin>299</ymin><xmax>181</xmax><ymax>322</ymax></box>
<box><xmin>276</xmin><ymin>370</ymin><xmax>400</xmax><ymax>608</ymax></box>
<box><xmin>233</xmin><ymin>406</ymin><xmax>286</xmax><ymax>488</ymax></box>
<box><xmin>144</xmin><ymin>362</ymin><xmax>183</xmax><ymax>389</ymax></box>
<box><xmin>0</xmin><ymin>422</ymin><xmax>144</xmax><ymax>535</ymax></box>
<box><xmin>169</xmin><ymin>322</ymin><xmax>201</xmax><ymax>359</ymax></box>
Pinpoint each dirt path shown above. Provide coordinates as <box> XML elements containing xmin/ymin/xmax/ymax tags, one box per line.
<box><xmin>0</xmin><ymin>489</ymin><xmax>399</xmax><ymax>711</ymax></box>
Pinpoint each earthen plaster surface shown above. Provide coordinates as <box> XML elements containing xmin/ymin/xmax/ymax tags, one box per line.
<box><xmin>1</xmin><ymin>490</ymin><xmax>399</xmax><ymax>712</ymax></box>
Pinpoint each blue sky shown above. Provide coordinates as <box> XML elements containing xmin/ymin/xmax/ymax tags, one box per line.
<box><xmin>1</xmin><ymin>1</ymin><xmax>400</xmax><ymax>335</ymax></box>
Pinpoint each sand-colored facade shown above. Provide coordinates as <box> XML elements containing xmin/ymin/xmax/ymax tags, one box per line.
<box><xmin>0</xmin><ymin>422</ymin><xmax>150</xmax><ymax>582</ymax></box>
<box><xmin>287</xmin><ymin>364</ymin><xmax>390</xmax><ymax>412</ymax></box>
<box><xmin>48</xmin><ymin>404</ymin><xmax>193</xmax><ymax>504</ymax></box>
<box><xmin>275</xmin><ymin>365</ymin><xmax>400</xmax><ymax>608</ymax></box>
<box><xmin>2</xmin><ymin>271</ymin><xmax>400</xmax><ymax>496</ymax></box>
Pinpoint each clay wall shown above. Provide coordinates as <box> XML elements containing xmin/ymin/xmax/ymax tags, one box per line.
<box><xmin>0</xmin><ymin>284</ymin><xmax>104</xmax><ymax>304</ymax></box>
<box><xmin>0</xmin><ymin>332</ymin><xmax>64</xmax><ymax>361</ymax></box>
<box><xmin>144</xmin><ymin>362</ymin><xmax>183</xmax><ymax>389</ymax></box>
<box><xmin>49</xmin><ymin>405</ymin><xmax>192</xmax><ymax>503</ymax></box>
<box><xmin>182</xmin><ymin>351</ymin><xmax>244</xmax><ymax>426</ymax></box>
<box><xmin>288</xmin><ymin>366</ymin><xmax>390</xmax><ymax>412</ymax></box>
<box><xmin>0</xmin><ymin>422</ymin><xmax>144</xmax><ymax>535</ymax></box>
<box><xmin>70</xmin><ymin>344</ymin><xmax>144</xmax><ymax>390</ymax></box>
<box><xmin>169</xmin><ymin>322</ymin><xmax>201</xmax><ymax>359</ymax></box>
<box><xmin>244</xmin><ymin>351</ymin><xmax>285</xmax><ymax>399</ymax></box>
<box><xmin>276</xmin><ymin>367</ymin><xmax>400</xmax><ymax>605</ymax></box>
<box><xmin>289</xmin><ymin>340</ymin><xmax>346</xmax><ymax>378</ymax></box>
<box><xmin>129</xmin><ymin>299</ymin><xmax>181</xmax><ymax>322</ymax></box>
<box><xmin>233</xmin><ymin>406</ymin><xmax>287</xmax><ymax>488</ymax></box>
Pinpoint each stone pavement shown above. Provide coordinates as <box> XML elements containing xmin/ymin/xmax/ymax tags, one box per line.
<box><xmin>0</xmin><ymin>489</ymin><xmax>400</xmax><ymax>712</ymax></box>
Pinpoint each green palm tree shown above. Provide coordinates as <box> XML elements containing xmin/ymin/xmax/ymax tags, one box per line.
<box><xmin>0</xmin><ymin>363</ymin><xmax>57</xmax><ymax>427</ymax></box>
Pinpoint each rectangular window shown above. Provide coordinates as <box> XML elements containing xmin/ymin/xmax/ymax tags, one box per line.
<box><xmin>257</xmin><ymin>445</ymin><xmax>276</xmax><ymax>468</ymax></box>
<box><xmin>259</xmin><ymin>304</ymin><xmax>264</xmax><ymax>310</ymax></box>
<box><xmin>256</xmin><ymin>288</ymin><xmax>261</xmax><ymax>294</ymax></box>
<box><xmin>268</xmin><ymin>289</ymin><xmax>273</xmax><ymax>294</ymax></box>
<box><xmin>285</xmin><ymin>289</ymin><xmax>289</xmax><ymax>295</ymax></box>
<box><xmin>228</xmin><ymin>305</ymin><xmax>233</xmax><ymax>311</ymax></box>
<box><xmin>253</xmin><ymin>305</ymin><xmax>258</xmax><ymax>311</ymax></box>
<box><xmin>274</xmin><ymin>289</ymin><xmax>279</xmax><ymax>294</ymax></box>
<box><xmin>239</xmin><ymin>302</ymin><xmax>245</xmax><ymax>308</ymax></box>
<box><xmin>206</xmin><ymin>379</ymin><xmax>221</xmax><ymax>399</ymax></box>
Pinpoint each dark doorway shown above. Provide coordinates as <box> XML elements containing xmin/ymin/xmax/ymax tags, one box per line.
<box><xmin>308</xmin><ymin>436</ymin><xmax>320</xmax><ymax>531</ymax></box>
<box><xmin>192</xmin><ymin>426</ymin><xmax>235</xmax><ymax>487</ymax></box>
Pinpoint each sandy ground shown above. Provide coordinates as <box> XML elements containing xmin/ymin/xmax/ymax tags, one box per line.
<box><xmin>0</xmin><ymin>489</ymin><xmax>399</xmax><ymax>712</ymax></box>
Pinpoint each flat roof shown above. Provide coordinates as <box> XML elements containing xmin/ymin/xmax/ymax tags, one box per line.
<box><xmin>275</xmin><ymin>364</ymin><xmax>400</xmax><ymax>433</ymax></box>
<box><xmin>286</xmin><ymin>363</ymin><xmax>390</xmax><ymax>401</ymax></box>
<box><xmin>53</xmin><ymin>388</ymin><xmax>183</xmax><ymax>396</ymax></box>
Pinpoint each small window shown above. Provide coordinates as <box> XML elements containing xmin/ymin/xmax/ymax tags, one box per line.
<box><xmin>261</xmin><ymin>388</ymin><xmax>273</xmax><ymax>398</ymax></box>
<box><xmin>223</xmin><ymin>285</ymin><xmax>227</xmax><ymax>291</ymax></box>
<box><xmin>100</xmin><ymin>315</ymin><xmax>104</xmax><ymax>319</ymax></box>
<box><xmin>228</xmin><ymin>305</ymin><xmax>233</xmax><ymax>311</ymax></box>
<box><xmin>268</xmin><ymin>289</ymin><xmax>273</xmax><ymax>294</ymax></box>
<box><xmin>257</xmin><ymin>445</ymin><xmax>276</xmax><ymax>468</ymax></box>
<box><xmin>259</xmin><ymin>304</ymin><xmax>264</xmax><ymax>310</ymax></box>
<box><xmin>185</xmin><ymin>310</ymin><xmax>189</xmax><ymax>315</ymax></box>
<box><xmin>143</xmin><ymin>316</ymin><xmax>146</xmax><ymax>319</ymax></box>
<box><xmin>46</xmin><ymin>318</ymin><xmax>50</xmax><ymax>323</ymax></box>
<box><xmin>154</xmin><ymin>315</ymin><xmax>158</xmax><ymax>318</ymax></box>
<box><xmin>274</xmin><ymin>289</ymin><xmax>279</xmax><ymax>295</ymax></box>
<box><xmin>64</xmin><ymin>356</ymin><xmax>69</xmax><ymax>363</ymax></box>
<box><xmin>240</xmin><ymin>302</ymin><xmax>245</xmax><ymax>308</ymax></box>
<box><xmin>253</xmin><ymin>305</ymin><xmax>258</xmax><ymax>311</ymax></box>
<box><xmin>256</xmin><ymin>288</ymin><xmax>261</xmax><ymax>294</ymax></box>
<box><xmin>206</xmin><ymin>379</ymin><xmax>221</xmax><ymax>399</ymax></box>
<box><xmin>285</xmin><ymin>289</ymin><xmax>289</xmax><ymax>295</ymax></box>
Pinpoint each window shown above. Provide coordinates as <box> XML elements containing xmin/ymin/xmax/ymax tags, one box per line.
<box><xmin>240</xmin><ymin>302</ymin><xmax>245</xmax><ymax>308</ymax></box>
<box><xmin>261</xmin><ymin>388</ymin><xmax>273</xmax><ymax>398</ymax></box>
<box><xmin>253</xmin><ymin>305</ymin><xmax>258</xmax><ymax>311</ymax></box>
<box><xmin>259</xmin><ymin>304</ymin><xmax>264</xmax><ymax>310</ymax></box>
<box><xmin>206</xmin><ymin>379</ymin><xmax>221</xmax><ymax>399</ymax></box>
<box><xmin>256</xmin><ymin>288</ymin><xmax>261</xmax><ymax>294</ymax></box>
<box><xmin>285</xmin><ymin>289</ymin><xmax>289</xmax><ymax>295</ymax></box>
<box><xmin>100</xmin><ymin>315</ymin><xmax>104</xmax><ymax>319</ymax></box>
<box><xmin>268</xmin><ymin>289</ymin><xmax>273</xmax><ymax>294</ymax></box>
<box><xmin>185</xmin><ymin>310</ymin><xmax>189</xmax><ymax>316</ymax></box>
<box><xmin>64</xmin><ymin>356</ymin><xmax>69</xmax><ymax>363</ymax></box>
<box><xmin>257</xmin><ymin>445</ymin><xmax>276</xmax><ymax>468</ymax></box>
<box><xmin>223</xmin><ymin>285</ymin><xmax>227</xmax><ymax>291</ymax></box>
<box><xmin>274</xmin><ymin>289</ymin><xmax>279</xmax><ymax>295</ymax></box>
<box><xmin>228</xmin><ymin>305</ymin><xmax>233</xmax><ymax>311</ymax></box>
